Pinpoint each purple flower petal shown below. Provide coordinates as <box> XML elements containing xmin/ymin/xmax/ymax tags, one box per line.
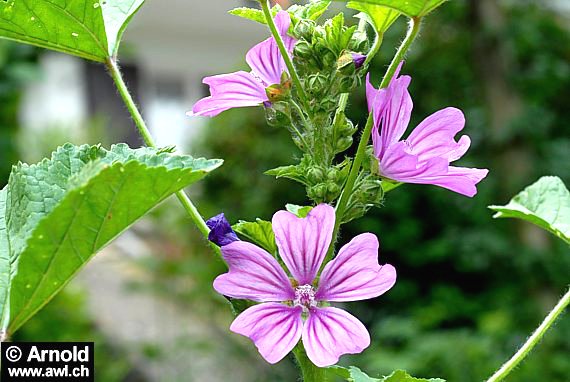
<box><xmin>367</xmin><ymin>62</ymin><xmax>489</xmax><ymax>196</ymax></box>
<box><xmin>214</xmin><ymin>241</ymin><xmax>295</xmax><ymax>302</ymax></box>
<box><xmin>206</xmin><ymin>213</ymin><xmax>239</xmax><ymax>247</ymax></box>
<box><xmin>246</xmin><ymin>11</ymin><xmax>296</xmax><ymax>87</ymax></box>
<box><xmin>302</xmin><ymin>307</ymin><xmax>370</xmax><ymax>367</ymax></box>
<box><xmin>368</xmin><ymin>66</ymin><xmax>413</xmax><ymax>160</ymax></box>
<box><xmin>231</xmin><ymin>303</ymin><xmax>303</xmax><ymax>364</ymax></box>
<box><xmin>406</xmin><ymin>107</ymin><xmax>471</xmax><ymax>162</ymax></box>
<box><xmin>188</xmin><ymin>71</ymin><xmax>267</xmax><ymax>117</ymax></box>
<box><xmin>316</xmin><ymin>233</ymin><xmax>396</xmax><ymax>302</ymax></box>
<box><xmin>272</xmin><ymin>204</ymin><xmax>335</xmax><ymax>285</ymax></box>
<box><xmin>381</xmin><ymin>143</ymin><xmax>487</xmax><ymax>197</ymax></box>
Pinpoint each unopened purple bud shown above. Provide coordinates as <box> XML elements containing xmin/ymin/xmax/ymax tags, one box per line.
<box><xmin>351</xmin><ymin>53</ymin><xmax>367</xmax><ymax>69</ymax></box>
<box><xmin>206</xmin><ymin>213</ymin><xmax>239</xmax><ymax>247</ymax></box>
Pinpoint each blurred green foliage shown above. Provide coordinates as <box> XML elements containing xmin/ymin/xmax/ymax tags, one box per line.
<box><xmin>191</xmin><ymin>1</ymin><xmax>570</xmax><ymax>380</ymax></box>
<box><xmin>0</xmin><ymin>40</ymin><xmax>38</xmax><ymax>186</ymax></box>
<box><xmin>13</xmin><ymin>288</ymin><xmax>139</xmax><ymax>382</ymax></box>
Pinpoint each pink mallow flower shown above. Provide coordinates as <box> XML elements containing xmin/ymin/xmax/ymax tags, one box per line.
<box><xmin>213</xmin><ymin>204</ymin><xmax>396</xmax><ymax>367</ymax></box>
<box><xmin>367</xmin><ymin>62</ymin><xmax>489</xmax><ymax>197</ymax></box>
<box><xmin>188</xmin><ymin>11</ymin><xmax>296</xmax><ymax>117</ymax></box>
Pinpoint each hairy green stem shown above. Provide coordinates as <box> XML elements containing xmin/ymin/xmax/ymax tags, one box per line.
<box><xmin>293</xmin><ymin>346</ymin><xmax>329</xmax><ymax>382</ymax></box>
<box><xmin>261</xmin><ymin>0</ymin><xmax>310</xmax><ymax>112</ymax></box>
<box><xmin>105</xmin><ymin>58</ymin><xmax>223</xmax><ymax>260</ymax></box>
<box><xmin>486</xmin><ymin>287</ymin><xmax>570</xmax><ymax>382</ymax></box>
<box><xmin>325</xmin><ymin>17</ymin><xmax>422</xmax><ymax>264</ymax></box>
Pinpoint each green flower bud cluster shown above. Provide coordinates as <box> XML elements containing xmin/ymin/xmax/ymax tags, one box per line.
<box><xmin>266</xmin><ymin>156</ymin><xmax>350</xmax><ymax>204</ymax></box>
<box><xmin>341</xmin><ymin>174</ymin><xmax>385</xmax><ymax>224</ymax></box>
<box><xmin>290</xmin><ymin>12</ymin><xmax>369</xmax><ymax>114</ymax></box>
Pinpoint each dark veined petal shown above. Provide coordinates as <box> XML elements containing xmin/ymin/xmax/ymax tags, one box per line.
<box><xmin>246</xmin><ymin>11</ymin><xmax>296</xmax><ymax>86</ymax></box>
<box><xmin>316</xmin><ymin>233</ymin><xmax>396</xmax><ymax>302</ymax></box>
<box><xmin>214</xmin><ymin>241</ymin><xmax>295</xmax><ymax>302</ymax></box>
<box><xmin>188</xmin><ymin>71</ymin><xmax>267</xmax><ymax>117</ymax></box>
<box><xmin>231</xmin><ymin>303</ymin><xmax>303</xmax><ymax>364</ymax></box>
<box><xmin>302</xmin><ymin>307</ymin><xmax>370</xmax><ymax>367</ymax></box>
<box><xmin>272</xmin><ymin>204</ymin><xmax>335</xmax><ymax>285</ymax></box>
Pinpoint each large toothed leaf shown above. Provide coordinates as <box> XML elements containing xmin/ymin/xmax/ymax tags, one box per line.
<box><xmin>340</xmin><ymin>0</ymin><xmax>446</xmax><ymax>18</ymax></box>
<box><xmin>0</xmin><ymin>0</ymin><xmax>145</xmax><ymax>62</ymax></box>
<box><xmin>0</xmin><ymin>144</ymin><xmax>222</xmax><ymax>334</ymax></box>
<box><xmin>489</xmin><ymin>176</ymin><xmax>570</xmax><ymax>245</ymax></box>
<box><xmin>329</xmin><ymin>366</ymin><xmax>445</xmax><ymax>382</ymax></box>
<box><xmin>228</xmin><ymin>6</ymin><xmax>280</xmax><ymax>25</ymax></box>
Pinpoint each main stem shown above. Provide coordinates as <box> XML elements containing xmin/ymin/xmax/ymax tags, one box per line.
<box><xmin>293</xmin><ymin>346</ymin><xmax>329</xmax><ymax>382</ymax></box>
<box><xmin>261</xmin><ymin>0</ymin><xmax>310</xmax><ymax>113</ymax></box>
<box><xmin>105</xmin><ymin>58</ymin><xmax>223</xmax><ymax>260</ymax></box>
<box><xmin>325</xmin><ymin>17</ymin><xmax>422</xmax><ymax>263</ymax></box>
<box><xmin>486</xmin><ymin>287</ymin><xmax>570</xmax><ymax>382</ymax></box>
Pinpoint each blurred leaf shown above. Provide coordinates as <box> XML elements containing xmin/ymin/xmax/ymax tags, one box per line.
<box><xmin>489</xmin><ymin>176</ymin><xmax>570</xmax><ymax>244</ymax></box>
<box><xmin>286</xmin><ymin>204</ymin><xmax>313</xmax><ymax>217</ymax></box>
<box><xmin>329</xmin><ymin>366</ymin><xmax>445</xmax><ymax>381</ymax></box>
<box><xmin>233</xmin><ymin>219</ymin><xmax>277</xmax><ymax>254</ymax></box>
<box><xmin>0</xmin><ymin>0</ymin><xmax>145</xmax><ymax>62</ymax></box>
<box><xmin>0</xmin><ymin>143</ymin><xmax>222</xmax><ymax>334</ymax></box>
<box><xmin>228</xmin><ymin>5</ymin><xmax>280</xmax><ymax>25</ymax></box>
<box><xmin>348</xmin><ymin>2</ymin><xmax>400</xmax><ymax>33</ymax></box>
<box><xmin>340</xmin><ymin>0</ymin><xmax>446</xmax><ymax>17</ymax></box>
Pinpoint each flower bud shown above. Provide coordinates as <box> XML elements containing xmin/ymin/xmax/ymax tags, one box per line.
<box><xmin>335</xmin><ymin>136</ymin><xmax>353</xmax><ymax>152</ymax></box>
<box><xmin>206</xmin><ymin>213</ymin><xmax>238</xmax><ymax>247</ymax></box>
<box><xmin>307</xmin><ymin>183</ymin><xmax>327</xmax><ymax>202</ymax></box>
<box><xmin>307</xmin><ymin>167</ymin><xmax>325</xmax><ymax>183</ymax></box>
<box><xmin>294</xmin><ymin>19</ymin><xmax>316</xmax><ymax>40</ymax></box>
<box><xmin>307</xmin><ymin>73</ymin><xmax>329</xmax><ymax>96</ymax></box>
<box><xmin>293</xmin><ymin>40</ymin><xmax>313</xmax><ymax>59</ymax></box>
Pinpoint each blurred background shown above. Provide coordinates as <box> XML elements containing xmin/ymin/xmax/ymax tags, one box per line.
<box><xmin>1</xmin><ymin>0</ymin><xmax>569</xmax><ymax>381</ymax></box>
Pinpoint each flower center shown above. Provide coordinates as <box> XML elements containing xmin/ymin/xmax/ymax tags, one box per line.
<box><xmin>294</xmin><ymin>284</ymin><xmax>316</xmax><ymax>312</ymax></box>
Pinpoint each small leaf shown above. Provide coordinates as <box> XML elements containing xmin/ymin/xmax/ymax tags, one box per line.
<box><xmin>286</xmin><ymin>204</ymin><xmax>313</xmax><ymax>218</ymax></box>
<box><xmin>381</xmin><ymin>370</ymin><xmax>445</xmax><ymax>382</ymax></box>
<box><xmin>228</xmin><ymin>5</ymin><xmax>281</xmax><ymax>25</ymax></box>
<box><xmin>0</xmin><ymin>0</ymin><xmax>145</xmax><ymax>62</ymax></box>
<box><xmin>348</xmin><ymin>2</ymin><xmax>400</xmax><ymax>34</ymax></box>
<box><xmin>339</xmin><ymin>0</ymin><xmax>447</xmax><ymax>18</ymax></box>
<box><xmin>0</xmin><ymin>144</ymin><xmax>222</xmax><ymax>334</ymax></box>
<box><xmin>328</xmin><ymin>367</ymin><xmax>445</xmax><ymax>382</ymax></box>
<box><xmin>265</xmin><ymin>165</ymin><xmax>308</xmax><ymax>185</ymax></box>
<box><xmin>489</xmin><ymin>176</ymin><xmax>570</xmax><ymax>245</ymax></box>
<box><xmin>232</xmin><ymin>219</ymin><xmax>277</xmax><ymax>254</ymax></box>
<box><xmin>289</xmin><ymin>0</ymin><xmax>332</xmax><ymax>21</ymax></box>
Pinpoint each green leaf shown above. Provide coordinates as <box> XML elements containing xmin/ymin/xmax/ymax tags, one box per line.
<box><xmin>340</xmin><ymin>0</ymin><xmax>447</xmax><ymax>18</ymax></box>
<box><xmin>0</xmin><ymin>143</ymin><xmax>222</xmax><ymax>334</ymax></box>
<box><xmin>0</xmin><ymin>0</ymin><xmax>145</xmax><ymax>62</ymax></box>
<box><xmin>265</xmin><ymin>165</ymin><xmax>308</xmax><ymax>185</ymax></box>
<box><xmin>489</xmin><ymin>176</ymin><xmax>570</xmax><ymax>245</ymax></box>
<box><xmin>328</xmin><ymin>367</ymin><xmax>445</xmax><ymax>382</ymax></box>
<box><xmin>286</xmin><ymin>204</ymin><xmax>313</xmax><ymax>218</ymax></box>
<box><xmin>228</xmin><ymin>5</ymin><xmax>281</xmax><ymax>25</ymax></box>
<box><xmin>289</xmin><ymin>0</ymin><xmax>332</xmax><ymax>21</ymax></box>
<box><xmin>232</xmin><ymin>219</ymin><xmax>277</xmax><ymax>254</ymax></box>
<box><xmin>348</xmin><ymin>2</ymin><xmax>400</xmax><ymax>33</ymax></box>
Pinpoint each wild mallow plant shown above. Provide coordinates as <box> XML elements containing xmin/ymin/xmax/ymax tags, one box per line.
<box><xmin>0</xmin><ymin>1</ymin><xmax>567</xmax><ymax>381</ymax></box>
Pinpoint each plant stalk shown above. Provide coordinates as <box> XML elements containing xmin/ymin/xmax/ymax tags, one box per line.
<box><xmin>293</xmin><ymin>346</ymin><xmax>329</xmax><ymax>382</ymax></box>
<box><xmin>325</xmin><ymin>17</ymin><xmax>422</xmax><ymax>264</ymax></box>
<box><xmin>261</xmin><ymin>0</ymin><xmax>310</xmax><ymax>112</ymax></box>
<box><xmin>105</xmin><ymin>58</ymin><xmax>223</xmax><ymax>260</ymax></box>
<box><xmin>486</xmin><ymin>287</ymin><xmax>570</xmax><ymax>382</ymax></box>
